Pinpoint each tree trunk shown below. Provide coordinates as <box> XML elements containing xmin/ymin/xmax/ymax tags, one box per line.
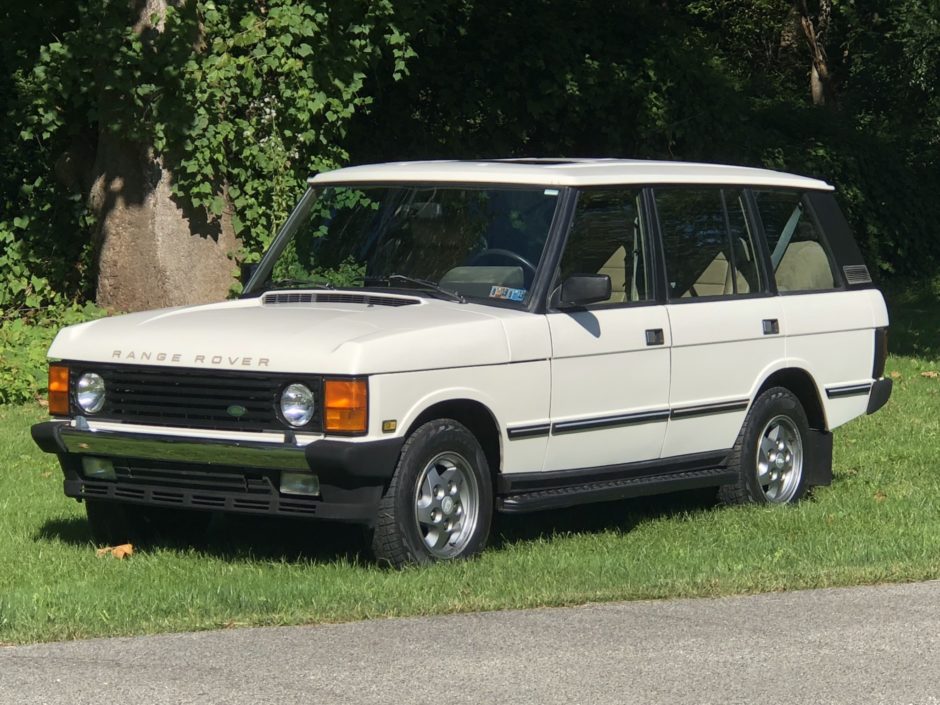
<box><xmin>796</xmin><ymin>0</ymin><xmax>834</xmax><ymax>106</ymax></box>
<box><xmin>90</xmin><ymin>0</ymin><xmax>239</xmax><ymax>313</ymax></box>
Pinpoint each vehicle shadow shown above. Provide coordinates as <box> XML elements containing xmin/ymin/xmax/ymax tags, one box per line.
<box><xmin>35</xmin><ymin>488</ymin><xmax>719</xmax><ymax>567</ymax></box>
<box><xmin>35</xmin><ymin>512</ymin><xmax>371</xmax><ymax>565</ymax></box>
<box><xmin>490</xmin><ymin>487</ymin><xmax>719</xmax><ymax>548</ymax></box>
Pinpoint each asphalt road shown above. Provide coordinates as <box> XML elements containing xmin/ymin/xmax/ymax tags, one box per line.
<box><xmin>2</xmin><ymin>581</ymin><xmax>939</xmax><ymax>705</ymax></box>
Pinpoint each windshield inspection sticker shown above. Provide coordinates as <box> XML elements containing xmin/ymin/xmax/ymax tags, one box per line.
<box><xmin>489</xmin><ymin>286</ymin><xmax>526</xmax><ymax>301</ymax></box>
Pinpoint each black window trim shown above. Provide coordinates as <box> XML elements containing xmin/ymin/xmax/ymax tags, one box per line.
<box><xmin>648</xmin><ymin>184</ymin><xmax>774</xmax><ymax>304</ymax></box>
<box><xmin>538</xmin><ymin>182</ymin><xmax>861</xmax><ymax>313</ymax></box>
<box><xmin>249</xmin><ymin>180</ymin><xmax>575</xmax><ymax>315</ymax></box>
<box><xmin>543</xmin><ymin>186</ymin><xmax>665</xmax><ymax>313</ymax></box>
<box><xmin>746</xmin><ymin>187</ymin><xmax>847</xmax><ymax>295</ymax></box>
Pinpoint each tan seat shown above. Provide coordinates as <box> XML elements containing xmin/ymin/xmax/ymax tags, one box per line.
<box><xmin>776</xmin><ymin>241</ymin><xmax>834</xmax><ymax>291</ymax></box>
<box><xmin>681</xmin><ymin>252</ymin><xmax>750</xmax><ymax>297</ymax></box>
<box><xmin>598</xmin><ymin>246</ymin><xmax>628</xmax><ymax>303</ymax></box>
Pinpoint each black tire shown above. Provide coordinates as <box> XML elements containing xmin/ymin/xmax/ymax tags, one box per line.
<box><xmin>372</xmin><ymin>419</ymin><xmax>493</xmax><ymax>568</ymax></box>
<box><xmin>85</xmin><ymin>499</ymin><xmax>133</xmax><ymax>545</ymax></box>
<box><xmin>719</xmin><ymin>387</ymin><xmax>811</xmax><ymax>506</ymax></box>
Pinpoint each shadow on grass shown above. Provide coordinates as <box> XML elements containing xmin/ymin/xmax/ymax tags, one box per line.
<box><xmin>882</xmin><ymin>279</ymin><xmax>940</xmax><ymax>361</ymax></box>
<box><xmin>35</xmin><ymin>512</ymin><xmax>370</xmax><ymax>565</ymax></box>
<box><xmin>491</xmin><ymin>487</ymin><xmax>719</xmax><ymax>549</ymax></box>
<box><xmin>35</xmin><ymin>517</ymin><xmax>93</xmax><ymax>545</ymax></box>
<box><xmin>35</xmin><ymin>488</ymin><xmax>720</xmax><ymax>567</ymax></box>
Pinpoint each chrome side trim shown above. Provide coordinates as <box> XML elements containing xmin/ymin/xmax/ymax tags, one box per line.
<box><xmin>551</xmin><ymin>409</ymin><xmax>671</xmax><ymax>435</ymax></box>
<box><xmin>669</xmin><ymin>399</ymin><xmax>749</xmax><ymax>420</ymax></box>
<box><xmin>506</xmin><ymin>423</ymin><xmax>552</xmax><ymax>440</ymax></box>
<box><xmin>825</xmin><ymin>382</ymin><xmax>873</xmax><ymax>399</ymax></box>
<box><xmin>58</xmin><ymin>427</ymin><xmax>310</xmax><ymax>470</ymax></box>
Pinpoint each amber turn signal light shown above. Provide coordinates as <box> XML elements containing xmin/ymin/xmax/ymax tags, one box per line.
<box><xmin>323</xmin><ymin>378</ymin><xmax>367</xmax><ymax>434</ymax></box>
<box><xmin>48</xmin><ymin>364</ymin><xmax>70</xmax><ymax>416</ymax></box>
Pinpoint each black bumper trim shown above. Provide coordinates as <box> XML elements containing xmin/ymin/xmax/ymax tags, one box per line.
<box><xmin>65</xmin><ymin>478</ymin><xmax>378</xmax><ymax>522</ymax></box>
<box><xmin>866</xmin><ymin>378</ymin><xmax>893</xmax><ymax>415</ymax></box>
<box><xmin>305</xmin><ymin>437</ymin><xmax>404</xmax><ymax>482</ymax></box>
<box><xmin>31</xmin><ymin>420</ymin><xmax>64</xmax><ymax>454</ymax></box>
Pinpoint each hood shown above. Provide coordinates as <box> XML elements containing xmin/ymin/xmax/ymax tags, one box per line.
<box><xmin>48</xmin><ymin>292</ymin><xmax>520</xmax><ymax>375</ymax></box>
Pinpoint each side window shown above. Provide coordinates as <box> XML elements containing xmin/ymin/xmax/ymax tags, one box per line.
<box><xmin>655</xmin><ymin>188</ymin><xmax>763</xmax><ymax>299</ymax></box>
<box><xmin>752</xmin><ymin>190</ymin><xmax>837</xmax><ymax>292</ymax></box>
<box><xmin>559</xmin><ymin>189</ymin><xmax>650</xmax><ymax>304</ymax></box>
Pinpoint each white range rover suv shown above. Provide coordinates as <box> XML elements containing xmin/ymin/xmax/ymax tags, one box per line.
<box><xmin>32</xmin><ymin>159</ymin><xmax>892</xmax><ymax>566</ymax></box>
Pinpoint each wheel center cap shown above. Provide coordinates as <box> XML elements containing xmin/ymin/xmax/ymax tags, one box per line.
<box><xmin>441</xmin><ymin>496</ymin><xmax>455</xmax><ymax>514</ymax></box>
<box><xmin>775</xmin><ymin>454</ymin><xmax>787</xmax><ymax>469</ymax></box>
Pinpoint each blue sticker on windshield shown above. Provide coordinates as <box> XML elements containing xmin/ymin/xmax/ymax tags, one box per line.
<box><xmin>489</xmin><ymin>286</ymin><xmax>526</xmax><ymax>301</ymax></box>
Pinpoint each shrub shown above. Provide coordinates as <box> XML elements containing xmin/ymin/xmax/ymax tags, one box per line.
<box><xmin>0</xmin><ymin>303</ymin><xmax>107</xmax><ymax>405</ymax></box>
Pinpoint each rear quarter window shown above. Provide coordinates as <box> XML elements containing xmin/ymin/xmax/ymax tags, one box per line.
<box><xmin>752</xmin><ymin>190</ymin><xmax>839</xmax><ymax>292</ymax></box>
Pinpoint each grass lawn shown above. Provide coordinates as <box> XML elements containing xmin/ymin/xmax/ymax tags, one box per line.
<box><xmin>1</xmin><ymin>284</ymin><xmax>939</xmax><ymax>645</ymax></box>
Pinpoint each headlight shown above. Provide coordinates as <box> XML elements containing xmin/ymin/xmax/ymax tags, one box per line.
<box><xmin>76</xmin><ymin>372</ymin><xmax>106</xmax><ymax>413</ymax></box>
<box><xmin>280</xmin><ymin>383</ymin><xmax>315</xmax><ymax>426</ymax></box>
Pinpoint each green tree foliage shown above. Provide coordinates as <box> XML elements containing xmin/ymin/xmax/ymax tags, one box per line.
<box><xmin>350</xmin><ymin>1</ymin><xmax>751</xmax><ymax>160</ymax></box>
<box><xmin>349</xmin><ymin>0</ymin><xmax>940</xmax><ymax>278</ymax></box>
<box><xmin>1</xmin><ymin>0</ymin><xmax>939</xmax><ymax>320</ymax></box>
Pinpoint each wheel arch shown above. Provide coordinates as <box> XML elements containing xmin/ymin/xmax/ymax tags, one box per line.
<box><xmin>405</xmin><ymin>399</ymin><xmax>502</xmax><ymax>479</ymax></box>
<box><xmin>754</xmin><ymin>367</ymin><xmax>828</xmax><ymax>431</ymax></box>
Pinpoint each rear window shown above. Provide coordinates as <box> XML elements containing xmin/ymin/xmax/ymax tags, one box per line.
<box><xmin>752</xmin><ymin>190</ymin><xmax>838</xmax><ymax>292</ymax></box>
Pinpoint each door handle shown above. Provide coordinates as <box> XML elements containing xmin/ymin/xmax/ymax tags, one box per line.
<box><xmin>762</xmin><ymin>319</ymin><xmax>780</xmax><ymax>335</ymax></box>
<box><xmin>645</xmin><ymin>328</ymin><xmax>665</xmax><ymax>346</ymax></box>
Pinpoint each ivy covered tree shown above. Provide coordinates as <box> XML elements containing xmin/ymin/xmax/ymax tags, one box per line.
<box><xmin>3</xmin><ymin>0</ymin><xmax>412</xmax><ymax>313</ymax></box>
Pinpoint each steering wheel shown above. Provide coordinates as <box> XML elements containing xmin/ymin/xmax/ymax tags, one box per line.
<box><xmin>468</xmin><ymin>248</ymin><xmax>537</xmax><ymax>280</ymax></box>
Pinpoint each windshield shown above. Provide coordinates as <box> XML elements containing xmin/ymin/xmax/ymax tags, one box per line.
<box><xmin>252</xmin><ymin>184</ymin><xmax>562</xmax><ymax>305</ymax></box>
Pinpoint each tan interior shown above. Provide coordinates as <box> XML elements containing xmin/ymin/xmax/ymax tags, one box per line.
<box><xmin>681</xmin><ymin>252</ymin><xmax>750</xmax><ymax>297</ymax></box>
<box><xmin>598</xmin><ymin>246</ymin><xmax>628</xmax><ymax>303</ymax></box>
<box><xmin>775</xmin><ymin>241</ymin><xmax>834</xmax><ymax>291</ymax></box>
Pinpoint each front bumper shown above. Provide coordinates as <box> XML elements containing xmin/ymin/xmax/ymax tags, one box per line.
<box><xmin>31</xmin><ymin>421</ymin><xmax>404</xmax><ymax>523</ymax></box>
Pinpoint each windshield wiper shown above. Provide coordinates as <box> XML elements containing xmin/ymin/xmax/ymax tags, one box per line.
<box><xmin>365</xmin><ymin>274</ymin><xmax>465</xmax><ymax>303</ymax></box>
<box><xmin>265</xmin><ymin>278</ymin><xmax>335</xmax><ymax>291</ymax></box>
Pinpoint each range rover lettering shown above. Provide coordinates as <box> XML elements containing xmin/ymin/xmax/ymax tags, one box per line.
<box><xmin>31</xmin><ymin>159</ymin><xmax>892</xmax><ymax>567</ymax></box>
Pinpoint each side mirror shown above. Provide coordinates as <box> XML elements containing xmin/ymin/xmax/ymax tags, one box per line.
<box><xmin>558</xmin><ymin>274</ymin><xmax>611</xmax><ymax>307</ymax></box>
<box><xmin>240</xmin><ymin>262</ymin><xmax>260</xmax><ymax>288</ymax></box>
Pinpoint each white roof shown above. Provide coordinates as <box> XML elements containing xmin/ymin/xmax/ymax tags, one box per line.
<box><xmin>309</xmin><ymin>159</ymin><xmax>833</xmax><ymax>191</ymax></box>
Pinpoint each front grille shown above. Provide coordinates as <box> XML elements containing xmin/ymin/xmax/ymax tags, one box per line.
<box><xmin>70</xmin><ymin>364</ymin><xmax>321</xmax><ymax>432</ymax></box>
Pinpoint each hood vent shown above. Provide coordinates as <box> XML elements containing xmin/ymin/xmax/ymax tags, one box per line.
<box><xmin>262</xmin><ymin>292</ymin><xmax>420</xmax><ymax>307</ymax></box>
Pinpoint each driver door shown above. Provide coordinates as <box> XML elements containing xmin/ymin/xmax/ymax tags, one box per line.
<box><xmin>545</xmin><ymin>189</ymin><xmax>670</xmax><ymax>471</ymax></box>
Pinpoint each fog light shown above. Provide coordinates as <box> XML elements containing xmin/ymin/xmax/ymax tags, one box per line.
<box><xmin>82</xmin><ymin>457</ymin><xmax>116</xmax><ymax>480</ymax></box>
<box><xmin>280</xmin><ymin>471</ymin><xmax>320</xmax><ymax>496</ymax></box>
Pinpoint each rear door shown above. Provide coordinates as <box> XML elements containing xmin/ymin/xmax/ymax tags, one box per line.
<box><xmin>653</xmin><ymin>187</ymin><xmax>785</xmax><ymax>458</ymax></box>
<box><xmin>752</xmin><ymin>189</ymin><xmax>877</xmax><ymax>429</ymax></box>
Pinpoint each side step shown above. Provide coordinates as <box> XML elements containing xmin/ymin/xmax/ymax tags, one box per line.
<box><xmin>497</xmin><ymin>467</ymin><xmax>737</xmax><ymax>513</ymax></box>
